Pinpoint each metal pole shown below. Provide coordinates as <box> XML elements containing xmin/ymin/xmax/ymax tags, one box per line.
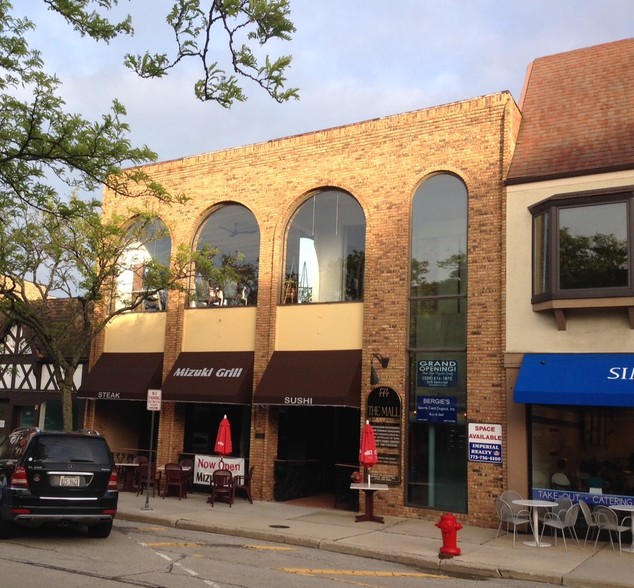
<box><xmin>141</xmin><ymin>410</ymin><xmax>155</xmax><ymax>511</ymax></box>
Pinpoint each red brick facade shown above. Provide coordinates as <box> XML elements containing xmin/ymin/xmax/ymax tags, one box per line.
<box><xmin>89</xmin><ymin>92</ymin><xmax>520</xmax><ymax>526</ymax></box>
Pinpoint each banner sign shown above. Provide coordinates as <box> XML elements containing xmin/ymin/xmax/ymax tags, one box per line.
<box><xmin>532</xmin><ymin>487</ymin><xmax>634</xmax><ymax>507</ymax></box>
<box><xmin>417</xmin><ymin>396</ymin><xmax>457</xmax><ymax>423</ymax></box>
<box><xmin>417</xmin><ymin>359</ymin><xmax>458</xmax><ymax>388</ymax></box>
<box><xmin>193</xmin><ymin>455</ymin><xmax>245</xmax><ymax>485</ymax></box>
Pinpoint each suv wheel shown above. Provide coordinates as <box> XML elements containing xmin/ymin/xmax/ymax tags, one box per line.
<box><xmin>87</xmin><ymin>520</ymin><xmax>113</xmax><ymax>539</ymax></box>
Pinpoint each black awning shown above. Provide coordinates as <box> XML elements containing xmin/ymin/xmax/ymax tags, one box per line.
<box><xmin>255</xmin><ymin>350</ymin><xmax>361</xmax><ymax>408</ymax></box>
<box><xmin>162</xmin><ymin>351</ymin><xmax>253</xmax><ymax>404</ymax></box>
<box><xmin>77</xmin><ymin>352</ymin><xmax>163</xmax><ymax>401</ymax></box>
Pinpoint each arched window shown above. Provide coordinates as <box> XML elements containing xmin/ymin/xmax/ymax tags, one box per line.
<box><xmin>407</xmin><ymin>173</ymin><xmax>468</xmax><ymax>513</ymax></box>
<box><xmin>284</xmin><ymin>190</ymin><xmax>365</xmax><ymax>304</ymax></box>
<box><xmin>117</xmin><ymin>217</ymin><xmax>171</xmax><ymax>312</ymax></box>
<box><xmin>192</xmin><ymin>204</ymin><xmax>260</xmax><ymax>307</ymax></box>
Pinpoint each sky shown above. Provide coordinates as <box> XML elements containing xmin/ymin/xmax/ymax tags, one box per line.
<box><xmin>24</xmin><ymin>1</ymin><xmax>634</xmax><ymax>164</ymax></box>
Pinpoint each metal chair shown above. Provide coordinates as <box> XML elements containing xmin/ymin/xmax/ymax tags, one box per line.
<box><xmin>579</xmin><ymin>500</ymin><xmax>600</xmax><ymax>547</ymax></box>
<box><xmin>594</xmin><ymin>506</ymin><xmax>631</xmax><ymax>554</ymax></box>
<box><xmin>179</xmin><ymin>458</ymin><xmax>194</xmax><ymax>491</ymax></box>
<box><xmin>136</xmin><ymin>462</ymin><xmax>158</xmax><ymax>497</ymax></box>
<box><xmin>234</xmin><ymin>465</ymin><xmax>255</xmax><ymax>504</ymax></box>
<box><xmin>540</xmin><ymin>503</ymin><xmax>580</xmax><ymax>552</ymax></box>
<box><xmin>162</xmin><ymin>463</ymin><xmax>188</xmax><ymax>500</ymax></box>
<box><xmin>209</xmin><ymin>469</ymin><xmax>234</xmax><ymax>507</ymax></box>
<box><xmin>495</xmin><ymin>497</ymin><xmax>531</xmax><ymax>547</ymax></box>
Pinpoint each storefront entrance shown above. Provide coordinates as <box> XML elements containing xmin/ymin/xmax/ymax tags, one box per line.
<box><xmin>274</xmin><ymin>406</ymin><xmax>360</xmax><ymax>504</ymax></box>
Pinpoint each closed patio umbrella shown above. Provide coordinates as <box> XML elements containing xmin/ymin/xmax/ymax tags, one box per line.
<box><xmin>214</xmin><ymin>415</ymin><xmax>233</xmax><ymax>458</ymax></box>
<box><xmin>359</xmin><ymin>420</ymin><xmax>378</xmax><ymax>485</ymax></box>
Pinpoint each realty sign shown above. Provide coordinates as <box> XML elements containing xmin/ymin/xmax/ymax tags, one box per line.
<box><xmin>468</xmin><ymin>423</ymin><xmax>502</xmax><ymax>463</ymax></box>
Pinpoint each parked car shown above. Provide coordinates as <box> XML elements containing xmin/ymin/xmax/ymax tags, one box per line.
<box><xmin>0</xmin><ymin>427</ymin><xmax>118</xmax><ymax>538</ymax></box>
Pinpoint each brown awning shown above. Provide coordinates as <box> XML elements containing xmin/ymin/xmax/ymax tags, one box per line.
<box><xmin>77</xmin><ymin>352</ymin><xmax>163</xmax><ymax>401</ymax></box>
<box><xmin>255</xmin><ymin>350</ymin><xmax>361</xmax><ymax>408</ymax></box>
<box><xmin>162</xmin><ymin>352</ymin><xmax>253</xmax><ymax>404</ymax></box>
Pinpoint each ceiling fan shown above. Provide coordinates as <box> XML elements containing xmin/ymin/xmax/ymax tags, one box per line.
<box><xmin>219</xmin><ymin>222</ymin><xmax>257</xmax><ymax>237</ymax></box>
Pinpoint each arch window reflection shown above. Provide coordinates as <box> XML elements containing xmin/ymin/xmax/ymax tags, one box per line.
<box><xmin>284</xmin><ymin>190</ymin><xmax>366</xmax><ymax>304</ymax></box>
<box><xmin>192</xmin><ymin>204</ymin><xmax>260</xmax><ymax>307</ymax></box>
<box><xmin>117</xmin><ymin>217</ymin><xmax>171</xmax><ymax>312</ymax></box>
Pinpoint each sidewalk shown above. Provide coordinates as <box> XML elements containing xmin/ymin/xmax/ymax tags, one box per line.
<box><xmin>116</xmin><ymin>490</ymin><xmax>632</xmax><ymax>588</ymax></box>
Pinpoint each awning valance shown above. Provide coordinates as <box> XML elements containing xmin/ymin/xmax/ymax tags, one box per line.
<box><xmin>255</xmin><ymin>350</ymin><xmax>361</xmax><ymax>408</ymax></box>
<box><xmin>77</xmin><ymin>352</ymin><xmax>163</xmax><ymax>401</ymax></box>
<box><xmin>514</xmin><ymin>353</ymin><xmax>634</xmax><ymax>407</ymax></box>
<box><xmin>162</xmin><ymin>351</ymin><xmax>253</xmax><ymax>404</ymax></box>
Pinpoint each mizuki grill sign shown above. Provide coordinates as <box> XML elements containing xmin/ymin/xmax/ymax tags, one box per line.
<box><xmin>172</xmin><ymin>367</ymin><xmax>244</xmax><ymax>378</ymax></box>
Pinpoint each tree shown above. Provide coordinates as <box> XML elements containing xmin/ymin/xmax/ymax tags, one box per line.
<box><xmin>0</xmin><ymin>1</ymin><xmax>297</xmax><ymax>429</ymax></box>
<box><xmin>0</xmin><ymin>195</ymin><xmax>230</xmax><ymax>430</ymax></box>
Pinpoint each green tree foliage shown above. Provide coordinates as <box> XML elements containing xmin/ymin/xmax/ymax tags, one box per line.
<box><xmin>0</xmin><ymin>0</ymin><xmax>297</xmax><ymax>429</ymax></box>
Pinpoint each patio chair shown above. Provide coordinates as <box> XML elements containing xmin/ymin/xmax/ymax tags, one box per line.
<box><xmin>179</xmin><ymin>458</ymin><xmax>194</xmax><ymax>491</ymax></box>
<box><xmin>162</xmin><ymin>463</ymin><xmax>188</xmax><ymax>500</ymax></box>
<box><xmin>594</xmin><ymin>506</ymin><xmax>631</xmax><ymax>554</ymax></box>
<box><xmin>495</xmin><ymin>497</ymin><xmax>531</xmax><ymax>547</ymax></box>
<box><xmin>234</xmin><ymin>466</ymin><xmax>255</xmax><ymax>504</ymax></box>
<box><xmin>136</xmin><ymin>462</ymin><xmax>158</xmax><ymax>497</ymax></box>
<box><xmin>540</xmin><ymin>503</ymin><xmax>580</xmax><ymax>552</ymax></box>
<box><xmin>209</xmin><ymin>469</ymin><xmax>234</xmax><ymax>507</ymax></box>
<box><xmin>579</xmin><ymin>500</ymin><xmax>600</xmax><ymax>547</ymax></box>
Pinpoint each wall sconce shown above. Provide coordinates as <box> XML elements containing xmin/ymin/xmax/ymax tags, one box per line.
<box><xmin>370</xmin><ymin>353</ymin><xmax>390</xmax><ymax>385</ymax></box>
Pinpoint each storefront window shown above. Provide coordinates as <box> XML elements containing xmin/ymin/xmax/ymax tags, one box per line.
<box><xmin>192</xmin><ymin>204</ymin><xmax>260</xmax><ymax>307</ymax></box>
<box><xmin>407</xmin><ymin>173</ymin><xmax>468</xmax><ymax>513</ymax></box>
<box><xmin>529</xmin><ymin>405</ymin><xmax>634</xmax><ymax>497</ymax></box>
<box><xmin>283</xmin><ymin>190</ymin><xmax>365</xmax><ymax>304</ymax></box>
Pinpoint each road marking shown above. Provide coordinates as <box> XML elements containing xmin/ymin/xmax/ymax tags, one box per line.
<box><xmin>143</xmin><ymin>541</ymin><xmax>204</xmax><ymax>548</ymax></box>
<box><xmin>280</xmin><ymin>568</ymin><xmax>446</xmax><ymax>579</ymax></box>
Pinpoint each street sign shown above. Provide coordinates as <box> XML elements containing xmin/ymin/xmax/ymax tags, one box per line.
<box><xmin>147</xmin><ymin>388</ymin><xmax>162</xmax><ymax>411</ymax></box>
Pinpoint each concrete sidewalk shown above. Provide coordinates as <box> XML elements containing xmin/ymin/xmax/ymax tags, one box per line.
<box><xmin>116</xmin><ymin>490</ymin><xmax>632</xmax><ymax>588</ymax></box>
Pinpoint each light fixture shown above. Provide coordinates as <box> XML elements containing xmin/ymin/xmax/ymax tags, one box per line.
<box><xmin>370</xmin><ymin>353</ymin><xmax>390</xmax><ymax>385</ymax></box>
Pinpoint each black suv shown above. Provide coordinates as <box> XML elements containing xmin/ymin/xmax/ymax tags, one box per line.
<box><xmin>0</xmin><ymin>428</ymin><xmax>118</xmax><ymax>538</ymax></box>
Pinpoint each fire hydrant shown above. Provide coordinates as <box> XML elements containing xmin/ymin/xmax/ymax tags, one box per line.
<box><xmin>435</xmin><ymin>513</ymin><xmax>462</xmax><ymax>557</ymax></box>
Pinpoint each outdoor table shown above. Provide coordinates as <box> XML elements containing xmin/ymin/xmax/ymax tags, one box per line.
<box><xmin>115</xmin><ymin>462</ymin><xmax>139</xmax><ymax>492</ymax></box>
<box><xmin>351</xmin><ymin>482</ymin><xmax>389</xmax><ymax>523</ymax></box>
<box><xmin>610</xmin><ymin>504</ymin><xmax>634</xmax><ymax>552</ymax></box>
<box><xmin>512</xmin><ymin>499</ymin><xmax>558</xmax><ymax>547</ymax></box>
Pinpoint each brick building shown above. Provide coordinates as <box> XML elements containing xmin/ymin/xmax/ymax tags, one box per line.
<box><xmin>80</xmin><ymin>91</ymin><xmax>519</xmax><ymax>525</ymax></box>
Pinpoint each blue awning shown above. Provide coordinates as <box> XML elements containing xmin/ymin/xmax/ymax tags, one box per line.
<box><xmin>514</xmin><ymin>353</ymin><xmax>634</xmax><ymax>407</ymax></box>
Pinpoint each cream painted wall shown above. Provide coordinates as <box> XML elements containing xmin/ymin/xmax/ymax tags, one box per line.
<box><xmin>506</xmin><ymin>170</ymin><xmax>634</xmax><ymax>353</ymax></box>
<box><xmin>276</xmin><ymin>302</ymin><xmax>363</xmax><ymax>350</ymax></box>
<box><xmin>183</xmin><ymin>307</ymin><xmax>257</xmax><ymax>351</ymax></box>
<box><xmin>104</xmin><ymin>313</ymin><xmax>166</xmax><ymax>352</ymax></box>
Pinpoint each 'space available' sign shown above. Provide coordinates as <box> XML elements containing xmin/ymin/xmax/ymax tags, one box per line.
<box><xmin>468</xmin><ymin>423</ymin><xmax>502</xmax><ymax>463</ymax></box>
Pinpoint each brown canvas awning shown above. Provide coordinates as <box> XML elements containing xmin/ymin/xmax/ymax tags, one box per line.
<box><xmin>255</xmin><ymin>350</ymin><xmax>361</xmax><ymax>408</ymax></box>
<box><xmin>161</xmin><ymin>351</ymin><xmax>253</xmax><ymax>404</ymax></box>
<box><xmin>77</xmin><ymin>352</ymin><xmax>163</xmax><ymax>401</ymax></box>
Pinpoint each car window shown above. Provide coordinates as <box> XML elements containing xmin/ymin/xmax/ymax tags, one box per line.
<box><xmin>26</xmin><ymin>436</ymin><xmax>110</xmax><ymax>463</ymax></box>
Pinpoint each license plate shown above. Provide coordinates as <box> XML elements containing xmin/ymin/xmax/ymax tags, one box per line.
<box><xmin>60</xmin><ymin>475</ymin><xmax>80</xmax><ymax>487</ymax></box>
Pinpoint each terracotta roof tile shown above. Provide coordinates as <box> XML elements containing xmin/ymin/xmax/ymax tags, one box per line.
<box><xmin>507</xmin><ymin>38</ymin><xmax>634</xmax><ymax>184</ymax></box>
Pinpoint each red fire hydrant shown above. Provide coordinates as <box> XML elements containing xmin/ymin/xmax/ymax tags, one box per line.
<box><xmin>435</xmin><ymin>513</ymin><xmax>462</xmax><ymax>557</ymax></box>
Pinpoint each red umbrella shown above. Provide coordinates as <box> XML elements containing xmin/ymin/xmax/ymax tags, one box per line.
<box><xmin>359</xmin><ymin>420</ymin><xmax>378</xmax><ymax>484</ymax></box>
<box><xmin>214</xmin><ymin>415</ymin><xmax>233</xmax><ymax>457</ymax></box>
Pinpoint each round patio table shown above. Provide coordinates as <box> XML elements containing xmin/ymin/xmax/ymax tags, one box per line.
<box><xmin>512</xmin><ymin>499</ymin><xmax>558</xmax><ymax>547</ymax></box>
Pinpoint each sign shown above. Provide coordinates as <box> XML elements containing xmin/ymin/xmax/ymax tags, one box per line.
<box><xmin>532</xmin><ymin>487</ymin><xmax>634</xmax><ymax>507</ymax></box>
<box><xmin>146</xmin><ymin>388</ymin><xmax>162</xmax><ymax>411</ymax></box>
<box><xmin>193</xmin><ymin>455</ymin><xmax>245</xmax><ymax>486</ymax></box>
<box><xmin>367</xmin><ymin>387</ymin><xmax>401</xmax><ymax>419</ymax></box>
<box><xmin>468</xmin><ymin>423</ymin><xmax>502</xmax><ymax>463</ymax></box>
<box><xmin>417</xmin><ymin>396</ymin><xmax>457</xmax><ymax>423</ymax></box>
<box><xmin>417</xmin><ymin>359</ymin><xmax>458</xmax><ymax>388</ymax></box>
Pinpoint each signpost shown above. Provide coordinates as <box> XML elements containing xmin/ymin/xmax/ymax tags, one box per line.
<box><xmin>142</xmin><ymin>389</ymin><xmax>161</xmax><ymax>510</ymax></box>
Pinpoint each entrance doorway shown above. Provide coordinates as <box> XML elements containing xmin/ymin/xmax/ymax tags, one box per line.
<box><xmin>274</xmin><ymin>406</ymin><xmax>360</xmax><ymax>504</ymax></box>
